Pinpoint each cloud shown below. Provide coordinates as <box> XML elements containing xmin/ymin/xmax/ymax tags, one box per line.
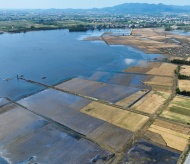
<box><xmin>124</xmin><ymin>59</ymin><xmax>135</xmax><ymax>65</ymax></box>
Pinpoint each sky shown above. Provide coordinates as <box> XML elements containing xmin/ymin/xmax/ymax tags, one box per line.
<box><xmin>0</xmin><ymin>0</ymin><xmax>190</xmax><ymax>9</ymax></box>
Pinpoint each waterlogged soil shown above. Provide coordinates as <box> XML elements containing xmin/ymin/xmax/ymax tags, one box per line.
<box><xmin>121</xmin><ymin>139</ymin><xmax>180</xmax><ymax>164</ymax></box>
<box><xmin>0</xmin><ymin>103</ymin><xmax>112</xmax><ymax>164</ymax></box>
<box><xmin>56</xmin><ymin>78</ymin><xmax>141</xmax><ymax>103</ymax></box>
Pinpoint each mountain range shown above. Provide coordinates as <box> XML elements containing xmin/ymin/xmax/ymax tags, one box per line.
<box><xmin>58</xmin><ymin>3</ymin><xmax>190</xmax><ymax>15</ymax></box>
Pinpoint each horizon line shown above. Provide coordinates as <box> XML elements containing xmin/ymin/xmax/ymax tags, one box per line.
<box><xmin>0</xmin><ymin>3</ymin><xmax>189</xmax><ymax>10</ymax></box>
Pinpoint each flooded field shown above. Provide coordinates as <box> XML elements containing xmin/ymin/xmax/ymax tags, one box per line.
<box><xmin>122</xmin><ymin>139</ymin><xmax>180</xmax><ymax>164</ymax></box>
<box><xmin>0</xmin><ymin>78</ymin><xmax>46</xmax><ymax>100</ymax></box>
<box><xmin>18</xmin><ymin>88</ymin><xmax>134</xmax><ymax>151</ymax></box>
<box><xmin>0</xmin><ymin>29</ymin><xmax>162</xmax><ymax>100</ymax></box>
<box><xmin>56</xmin><ymin>78</ymin><xmax>147</xmax><ymax>105</ymax></box>
<box><xmin>0</xmin><ymin>98</ymin><xmax>10</xmax><ymax>107</ymax></box>
<box><xmin>81</xmin><ymin>71</ymin><xmax>151</xmax><ymax>90</ymax></box>
<box><xmin>0</xmin><ymin>103</ymin><xmax>113</xmax><ymax>164</ymax></box>
<box><xmin>0</xmin><ymin>28</ymin><xmax>189</xmax><ymax>163</ymax></box>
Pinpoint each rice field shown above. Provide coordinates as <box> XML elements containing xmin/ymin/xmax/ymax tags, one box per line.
<box><xmin>82</xmin><ymin>71</ymin><xmax>151</xmax><ymax>89</ymax></box>
<box><xmin>123</xmin><ymin>62</ymin><xmax>177</xmax><ymax>77</ymax></box>
<box><xmin>80</xmin><ymin>101</ymin><xmax>149</xmax><ymax>132</ymax></box>
<box><xmin>178</xmin><ymin>80</ymin><xmax>190</xmax><ymax>92</ymax></box>
<box><xmin>0</xmin><ymin>104</ymin><xmax>112</xmax><ymax>164</ymax></box>
<box><xmin>18</xmin><ymin>89</ymin><xmax>134</xmax><ymax>151</ymax></box>
<box><xmin>132</xmin><ymin>91</ymin><xmax>170</xmax><ymax>114</ymax></box>
<box><xmin>116</xmin><ymin>90</ymin><xmax>149</xmax><ymax>108</ymax></box>
<box><xmin>180</xmin><ymin>65</ymin><xmax>190</xmax><ymax>76</ymax></box>
<box><xmin>148</xmin><ymin>122</ymin><xmax>189</xmax><ymax>151</ymax></box>
<box><xmin>143</xmin><ymin>76</ymin><xmax>174</xmax><ymax>93</ymax></box>
<box><xmin>56</xmin><ymin>78</ymin><xmax>141</xmax><ymax>103</ymax></box>
<box><xmin>160</xmin><ymin>96</ymin><xmax>190</xmax><ymax>124</ymax></box>
<box><xmin>146</xmin><ymin>63</ymin><xmax>177</xmax><ymax>77</ymax></box>
<box><xmin>122</xmin><ymin>139</ymin><xmax>180</xmax><ymax>164</ymax></box>
<box><xmin>0</xmin><ymin>98</ymin><xmax>9</xmax><ymax>107</ymax></box>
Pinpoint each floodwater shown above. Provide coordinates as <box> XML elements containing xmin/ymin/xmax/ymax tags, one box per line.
<box><xmin>123</xmin><ymin>139</ymin><xmax>180</xmax><ymax>164</ymax></box>
<box><xmin>168</xmin><ymin>30</ymin><xmax>190</xmax><ymax>36</ymax></box>
<box><xmin>0</xmin><ymin>29</ymin><xmax>162</xmax><ymax>100</ymax></box>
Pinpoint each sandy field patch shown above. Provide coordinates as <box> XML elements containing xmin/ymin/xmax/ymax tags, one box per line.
<box><xmin>80</xmin><ymin>101</ymin><xmax>149</xmax><ymax>132</ymax></box>
<box><xmin>143</xmin><ymin>76</ymin><xmax>174</xmax><ymax>93</ymax></box>
<box><xmin>146</xmin><ymin>63</ymin><xmax>177</xmax><ymax>77</ymax></box>
<box><xmin>186</xmin><ymin>57</ymin><xmax>190</xmax><ymax>61</ymax></box>
<box><xmin>180</xmin><ymin>65</ymin><xmax>190</xmax><ymax>76</ymax></box>
<box><xmin>101</xmin><ymin>28</ymin><xmax>181</xmax><ymax>54</ymax></box>
<box><xmin>169</xmin><ymin>56</ymin><xmax>184</xmax><ymax>61</ymax></box>
<box><xmin>153</xmin><ymin>119</ymin><xmax>189</xmax><ymax>135</ymax></box>
<box><xmin>148</xmin><ymin>124</ymin><xmax>189</xmax><ymax>151</ymax></box>
<box><xmin>123</xmin><ymin>67</ymin><xmax>152</xmax><ymax>74</ymax></box>
<box><xmin>123</xmin><ymin>62</ymin><xmax>177</xmax><ymax>78</ymax></box>
<box><xmin>144</xmin><ymin>76</ymin><xmax>174</xmax><ymax>87</ymax></box>
<box><xmin>116</xmin><ymin>90</ymin><xmax>148</xmax><ymax>108</ymax></box>
<box><xmin>178</xmin><ymin>80</ymin><xmax>190</xmax><ymax>92</ymax></box>
<box><xmin>132</xmin><ymin>91</ymin><xmax>170</xmax><ymax>114</ymax></box>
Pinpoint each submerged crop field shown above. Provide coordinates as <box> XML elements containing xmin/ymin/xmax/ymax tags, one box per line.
<box><xmin>0</xmin><ymin>28</ymin><xmax>190</xmax><ymax>164</ymax></box>
<box><xmin>122</xmin><ymin>139</ymin><xmax>180</xmax><ymax>164</ymax></box>
<box><xmin>0</xmin><ymin>104</ymin><xmax>113</xmax><ymax>163</ymax></box>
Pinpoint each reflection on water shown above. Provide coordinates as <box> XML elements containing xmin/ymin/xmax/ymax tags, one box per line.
<box><xmin>168</xmin><ymin>30</ymin><xmax>190</xmax><ymax>36</ymax></box>
<box><xmin>0</xmin><ymin>29</ymin><xmax>162</xmax><ymax>100</ymax></box>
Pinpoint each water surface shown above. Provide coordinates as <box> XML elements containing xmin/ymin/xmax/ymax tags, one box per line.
<box><xmin>0</xmin><ymin>29</ymin><xmax>162</xmax><ymax>100</ymax></box>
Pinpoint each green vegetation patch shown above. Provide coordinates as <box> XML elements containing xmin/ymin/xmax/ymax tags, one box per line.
<box><xmin>154</xmin><ymin>91</ymin><xmax>170</xmax><ymax>99</ymax></box>
<box><xmin>172</xmin><ymin>100</ymin><xmax>190</xmax><ymax>109</ymax></box>
<box><xmin>170</xmin><ymin>105</ymin><xmax>190</xmax><ymax>116</ymax></box>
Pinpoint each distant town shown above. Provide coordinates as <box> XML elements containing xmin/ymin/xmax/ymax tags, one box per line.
<box><xmin>0</xmin><ymin>9</ymin><xmax>190</xmax><ymax>33</ymax></box>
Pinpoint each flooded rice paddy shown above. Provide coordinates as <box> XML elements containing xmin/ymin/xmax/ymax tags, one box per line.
<box><xmin>122</xmin><ymin>139</ymin><xmax>180</xmax><ymax>164</ymax></box>
<box><xmin>0</xmin><ymin>29</ymin><xmax>184</xmax><ymax>163</ymax></box>
<box><xmin>0</xmin><ymin>104</ymin><xmax>112</xmax><ymax>164</ymax></box>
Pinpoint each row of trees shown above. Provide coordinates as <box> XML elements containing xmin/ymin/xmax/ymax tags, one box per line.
<box><xmin>171</xmin><ymin>59</ymin><xmax>190</xmax><ymax>65</ymax></box>
<box><xmin>176</xmin><ymin>88</ymin><xmax>190</xmax><ymax>96</ymax></box>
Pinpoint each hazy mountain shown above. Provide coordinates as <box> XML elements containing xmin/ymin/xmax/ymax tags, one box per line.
<box><xmin>100</xmin><ymin>3</ymin><xmax>190</xmax><ymax>14</ymax></box>
<box><xmin>59</xmin><ymin>3</ymin><xmax>190</xmax><ymax>15</ymax></box>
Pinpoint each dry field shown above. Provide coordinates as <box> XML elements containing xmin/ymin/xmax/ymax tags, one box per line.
<box><xmin>146</xmin><ymin>63</ymin><xmax>177</xmax><ymax>77</ymax></box>
<box><xmin>178</xmin><ymin>80</ymin><xmax>190</xmax><ymax>92</ymax></box>
<box><xmin>180</xmin><ymin>65</ymin><xmax>190</xmax><ymax>76</ymax></box>
<box><xmin>143</xmin><ymin>76</ymin><xmax>174</xmax><ymax>93</ymax></box>
<box><xmin>132</xmin><ymin>91</ymin><xmax>170</xmax><ymax>114</ymax></box>
<box><xmin>80</xmin><ymin>101</ymin><xmax>149</xmax><ymax>132</ymax></box>
<box><xmin>169</xmin><ymin>56</ymin><xmax>184</xmax><ymax>61</ymax></box>
<box><xmin>123</xmin><ymin>62</ymin><xmax>177</xmax><ymax>77</ymax></box>
<box><xmin>123</xmin><ymin>66</ymin><xmax>152</xmax><ymax>74</ymax></box>
<box><xmin>146</xmin><ymin>119</ymin><xmax>189</xmax><ymax>151</ymax></box>
<box><xmin>116</xmin><ymin>90</ymin><xmax>148</xmax><ymax>108</ymax></box>
<box><xmin>186</xmin><ymin>57</ymin><xmax>190</xmax><ymax>61</ymax></box>
<box><xmin>144</xmin><ymin>76</ymin><xmax>174</xmax><ymax>86</ymax></box>
<box><xmin>83</xmin><ymin>37</ymin><xmax>102</xmax><ymax>41</ymax></box>
<box><xmin>161</xmin><ymin>96</ymin><xmax>190</xmax><ymax>124</ymax></box>
<box><xmin>101</xmin><ymin>28</ymin><xmax>181</xmax><ymax>54</ymax></box>
<box><xmin>103</xmin><ymin>35</ymin><xmax>180</xmax><ymax>54</ymax></box>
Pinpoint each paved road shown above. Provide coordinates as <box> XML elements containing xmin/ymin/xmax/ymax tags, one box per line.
<box><xmin>184</xmin><ymin>153</ymin><xmax>190</xmax><ymax>164</ymax></box>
